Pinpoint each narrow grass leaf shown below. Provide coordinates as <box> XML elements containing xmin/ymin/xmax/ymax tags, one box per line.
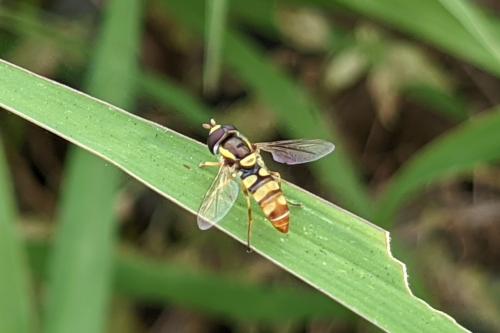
<box><xmin>404</xmin><ymin>83</ymin><xmax>469</xmax><ymax>121</ymax></box>
<box><xmin>222</xmin><ymin>4</ymin><xmax>469</xmax><ymax>123</ymax></box>
<box><xmin>322</xmin><ymin>0</ymin><xmax>500</xmax><ymax>77</ymax></box>
<box><xmin>230</xmin><ymin>0</ymin><xmax>278</xmax><ymax>38</ymax></box>
<box><xmin>203</xmin><ymin>0</ymin><xmax>228</xmax><ymax>94</ymax></box>
<box><xmin>27</xmin><ymin>240</ymin><xmax>352</xmax><ymax>322</ymax></box>
<box><xmin>437</xmin><ymin>0</ymin><xmax>500</xmax><ymax>65</ymax></box>
<box><xmin>376</xmin><ymin>108</ymin><xmax>500</xmax><ymax>227</ymax></box>
<box><xmin>0</xmin><ymin>138</ymin><xmax>36</xmax><ymax>333</ymax></box>
<box><xmin>139</xmin><ymin>72</ymin><xmax>213</xmax><ymax>126</ymax></box>
<box><xmin>161</xmin><ymin>0</ymin><xmax>373</xmax><ymax>218</ymax></box>
<box><xmin>0</xmin><ymin>59</ymin><xmax>468</xmax><ymax>332</ymax></box>
<box><xmin>115</xmin><ymin>252</ymin><xmax>349</xmax><ymax>321</ymax></box>
<box><xmin>42</xmin><ymin>1</ymin><xmax>140</xmax><ymax>333</ymax></box>
<box><xmin>1</xmin><ymin>8</ymin><xmax>361</xmax><ymax>321</ymax></box>
<box><xmin>0</xmin><ymin>6</ymin><xmax>86</xmax><ymax>59</ymax></box>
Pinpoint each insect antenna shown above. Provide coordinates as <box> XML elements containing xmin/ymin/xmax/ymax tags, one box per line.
<box><xmin>202</xmin><ymin>118</ymin><xmax>217</xmax><ymax>130</ymax></box>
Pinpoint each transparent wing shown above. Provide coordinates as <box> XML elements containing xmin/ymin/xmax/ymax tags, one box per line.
<box><xmin>256</xmin><ymin>139</ymin><xmax>335</xmax><ymax>165</ymax></box>
<box><xmin>197</xmin><ymin>165</ymin><xmax>239</xmax><ymax>230</ymax></box>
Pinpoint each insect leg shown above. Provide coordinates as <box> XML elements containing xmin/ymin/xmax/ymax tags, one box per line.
<box><xmin>287</xmin><ymin>199</ymin><xmax>302</xmax><ymax>207</ymax></box>
<box><xmin>270</xmin><ymin>171</ymin><xmax>302</xmax><ymax>207</ymax></box>
<box><xmin>270</xmin><ymin>171</ymin><xmax>281</xmax><ymax>183</ymax></box>
<box><xmin>199</xmin><ymin>161</ymin><xmax>223</xmax><ymax>168</ymax></box>
<box><xmin>242</xmin><ymin>188</ymin><xmax>254</xmax><ymax>253</ymax></box>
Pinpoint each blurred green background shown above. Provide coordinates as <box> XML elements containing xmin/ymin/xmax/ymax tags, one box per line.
<box><xmin>1</xmin><ymin>0</ymin><xmax>500</xmax><ymax>332</ymax></box>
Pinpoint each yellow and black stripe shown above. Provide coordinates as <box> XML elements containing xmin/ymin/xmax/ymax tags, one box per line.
<box><xmin>241</xmin><ymin>164</ymin><xmax>290</xmax><ymax>233</ymax></box>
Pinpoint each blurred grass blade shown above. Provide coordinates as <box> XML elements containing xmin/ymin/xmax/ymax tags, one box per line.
<box><xmin>115</xmin><ymin>252</ymin><xmax>347</xmax><ymax>321</ymax></box>
<box><xmin>161</xmin><ymin>0</ymin><xmax>373</xmax><ymax>218</ymax></box>
<box><xmin>0</xmin><ymin>59</ymin><xmax>468</xmax><ymax>332</ymax></box>
<box><xmin>404</xmin><ymin>83</ymin><xmax>469</xmax><ymax>121</ymax></box>
<box><xmin>438</xmin><ymin>0</ymin><xmax>500</xmax><ymax>64</ymax></box>
<box><xmin>0</xmin><ymin>139</ymin><xmax>36</xmax><ymax>333</ymax></box>
<box><xmin>203</xmin><ymin>0</ymin><xmax>228</xmax><ymax>94</ymax></box>
<box><xmin>139</xmin><ymin>72</ymin><xmax>213</xmax><ymax>126</ymax></box>
<box><xmin>206</xmin><ymin>3</ymin><xmax>470</xmax><ymax>123</ymax></box>
<box><xmin>230</xmin><ymin>0</ymin><xmax>278</xmax><ymax>38</ymax></box>
<box><xmin>42</xmin><ymin>1</ymin><xmax>140</xmax><ymax>333</ymax></box>
<box><xmin>28</xmin><ymin>241</ymin><xmax>352</xmax><ymax>322</ymax></box>
<box><xmin>376</xmin><ymin>108</ymin><xmax>500</xmax><ymax>227</ymax></box>
<box><xmin>45</xmin><ymin>153</ymin><xmax>119</xmax><ymax>333</ymax></box>
<box><xmin>326</xmin><ymin>0</ymin><xmax>500</xmax><ymax>76</ymax></box>
<box><xmin>0</xmin><ymin>6</ymin><xmax>85</xmax><ymax>58</ymax></box>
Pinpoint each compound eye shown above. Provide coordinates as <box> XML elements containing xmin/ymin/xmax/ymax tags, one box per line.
<box><xmin>207</xmin><ymin>128</ymin><xmax>225</xmax><ymax>154</ymax></box>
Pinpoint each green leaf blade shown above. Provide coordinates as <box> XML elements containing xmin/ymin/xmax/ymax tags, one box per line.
<box><xmin>138</xmin><ymin>72</ymin><xmax>213</xmax><ymax>126</ymax></box>
<box><xmin>203</xmin><ymin>0</ymin><xmax>229</xmax><ymax>94</ymax></box>
<box><xmin>0</xmin><ymin>59</ymin><xmax>469</xmax><ymax>332</ymax></box>
<box><xmin>0</xmin><ymin>139</ymin><xmax>37</xmax><ymax>333</ymax></box>
<box><xmin>329</xmin><ymin>0</ymin><xmax>500</xmax><ymax>77</ymax></box>
<box><xmin>377</xmin><ymin>109</ymin><xmax>500</xmax><ymax>227</ymax></box>
<box><xmin>438</xmin><ymin>0</ymin><xmax>500</xmax><ymax>66</ymax></box>
<box><xmin>42</xmin><ymin>1</ymin><xmax>141</xmax><ymax>333</ymax></box>
<box><xmin>43</xmin><ymin>151</ymin><xmax>121</xmax><ymax>333</ymax></box>
<box><xmin>27</xmin><ymin>240</ymin><xmax>352</xmax><ymax>322</ymax></box>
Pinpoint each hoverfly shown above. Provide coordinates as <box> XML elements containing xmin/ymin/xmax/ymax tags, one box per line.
<box><xmin>198</xmin><ymin>119</ymin><xmax>335</xmax><ymax>250</ymax></box>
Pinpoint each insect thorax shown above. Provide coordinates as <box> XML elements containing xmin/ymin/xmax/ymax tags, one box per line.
<box><xmin>218</xmin><ymin>134</ymin><xmax>255</xmax><ymax>164</ymax></box>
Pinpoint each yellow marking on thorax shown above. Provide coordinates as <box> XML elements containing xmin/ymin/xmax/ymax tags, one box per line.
<box><xmin>262</xmin><ymin>201</ymin><xmax>276</xmax><ymax>216</ymax></box>
<box><xmin>253</xmin><ymin>180</ymin><xmax>280</xmax><ymax>202</ymax></box>
<box><xmin>258</xmin><ymin>168</ymin><xmax>270</xmax><ymax>177</ymax></box>
<box><xmin>241</xmin><ymin>136</ymin><xmax>253</xmax><ymax>150</ymax></box>
<box><xmin>219</xmin><ymin>147</ymin><xmax>236</xmax><ymax>160</ymax></box>
<box><xmin>240</xmin><ymin>153</ymin><xmax>257</xmax><ymax>168</ymax></box>
<box><xmin>209</xmin><ymin>124</ymin><xmax>221</xmax><ymax>134</ymax></box>
<box><xmin>242</xmin><ymin>175</ymin><xmax>257</xmax><ymax>189</ymax></box>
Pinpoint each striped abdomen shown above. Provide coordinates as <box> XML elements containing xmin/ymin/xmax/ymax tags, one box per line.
<box><xmin>241</xmin><ymin>166</ymin><xmax>290</xmax><ymax>233</ymax></box>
